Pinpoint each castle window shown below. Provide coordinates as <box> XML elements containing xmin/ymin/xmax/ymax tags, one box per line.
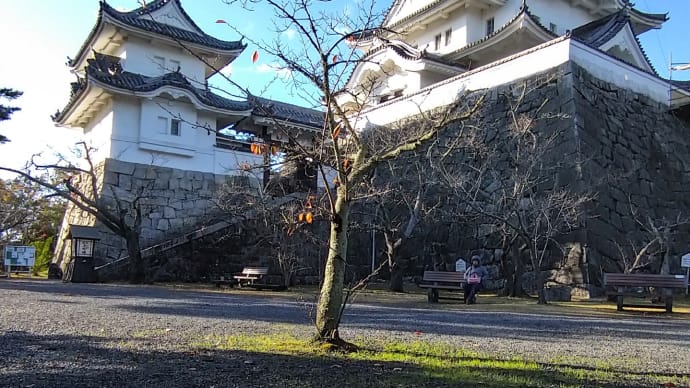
<box><xmin>445</xmin><ymin>29</ymin><xmax>452</xmax><ymax>46</ymax></box>
<box><xmin>486</xmin><ymin>17</ymin><xmax>495</xmax><ymax>36</ymax></box>
<box><xmin>434</xmin><ymin>34</ymin><xmax>442</xmax><ymax>50</ymax></box>
<box><xmin>170</xmin><ymin>119</ymin><xmax>181</xmax><ymax>136</ymax></box>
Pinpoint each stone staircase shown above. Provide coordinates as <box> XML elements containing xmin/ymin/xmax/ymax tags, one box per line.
<box><xmin>94</xmin><ymin>220</ymin><xmax>232</xmax><ymax>272</ymax></box>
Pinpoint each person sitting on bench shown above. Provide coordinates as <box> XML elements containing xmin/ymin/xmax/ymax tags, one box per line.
<box><xmin>464</xmin><ymin>256</ymin><xmax>488</xmax><ymax>304</ymax></box>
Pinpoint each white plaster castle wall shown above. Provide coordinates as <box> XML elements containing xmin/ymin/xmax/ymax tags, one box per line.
<box><xmin>121</xmin><ymin>37</ymin><xmax>206</xmax><ymax>88</ymax></box>
<box><xmin>83</xmin><ymin>101</ymin><xmax>115</xmax><ymax>163</ymax></box>
<box><xmin>354</xmin><ymin>38</ymin><xmax>572</xmax><ymax>129</ymax></box>
<box><xmin>408</xmin><ymin>12</ymin><xmax>472</xmax><ymax>54</ymax></box>
<box><xmin>139</xmin><ymin>98</ymin><xmax>198</xmax><ymax>156</ymax></box>
<box><xmin>213</xmin><ymin>148</ymin><xmax>264</xmax><ymax>175</ymax></box>
<box><xmin>463</xmin><ymin>7</ymin><xmax>485</xmax><ymax>46</ymax></box>
<box><xmin>354</xmin><ymin>37</ymin><xmax>674</xmax><ymax>130</ymax></box>
<box><xmin>569</xmin><ymin>40</ymin><xmax>671</xmax><ymax>104</ymax></box>
<box><xmin>528</xmin><ymin>0</ymin><xmax>595</xmax><ymax>34</ymax></box>
<box><xmin>105</xmin><ymin>96</ymin><xmax>269</xmax><ymax>177</ymax></box>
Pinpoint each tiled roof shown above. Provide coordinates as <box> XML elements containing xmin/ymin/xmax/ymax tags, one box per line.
<box><xmin>101</xmin><ymin>1</ymin><xmax>244</xmax><ymax>51</ymax></box>
<box><xmin>70</xmin><ymin>0</ymin><xmax>244</xmax><ymax>68</ymax></box>
<box><xmin>623</xmin><ymin>0</ymin><xmax>669</xmax><ymax>24</ymax></box>
<box><xmin>339</xmin><ymin>39</ymin><xmax>464</xmax><ymax>90</ymax></box>
<box><xmin>249</xmin><ymin>96</ymin><xmax>324</xmax><ymax>128</ymax></box>
<box><xmin>571</xmin><ymin>9</ymin><xmax>656</xmax><ymax>75</ymax></box>
<box><xmin>54</xmin><ymin>53</ymin><xmax>250</xmax><ymax>123</ymax></box>
<box><xmin>383</xmin><ymin>0</ymin><xmax>446</xmax><ymax>29</ymax></box>
<box><xmin>445</xmin><ymin>5</ymin><xmax>557</xmax><ymax>62</ymax></box>
<box><xmin>54</xmin><ymin>53</ymin><xmax>323</xmax><ymax>130</ymax></box>
<box><xmin>572</xmin><ymin>9</ymin><xmax>630</xmax><ymax>47</ymax></box>
<box><xmin>671</xmin><ymin>80</ymin><xmax>690</xmax><ymax>93</ymax></box>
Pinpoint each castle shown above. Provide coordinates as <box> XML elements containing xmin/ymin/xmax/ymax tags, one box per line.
<box><xmin>338</xmin><ymin>0</ymin><xmax>690</xmax><ymax>297</ymax></box>
<box><xmin>51</xmin><ymin>0</ymin><xmax>322</xmax><ymax>268</ymax></box>
<box><xmin>53</xmin><ymin>0</ymin><xmax>690</xmax><ymax>295</ymax></box>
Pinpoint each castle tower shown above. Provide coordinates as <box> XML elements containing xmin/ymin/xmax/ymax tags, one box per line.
<box><xmin>51</xmin><ymin>0</ymin><xmax>323</xmax><ymax>270</ymax></box>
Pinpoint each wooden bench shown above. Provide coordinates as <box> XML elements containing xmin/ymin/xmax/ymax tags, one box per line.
<box><xmin>418</xmin><ymin>271</ymin><xmax>465</xmax><ymax>303</ymax></box>
<box><xmin>211</xmin><ymin>274</ymin><xmax>237</xmax><ymax>288</ymax></box>
<box><xmin>604</xmin><ymin>273</ymin><xmax>688</xmax><ymax>313</ymax></box>
<box><xmin>233</xmin><ymin>267</ymin><xmax>269</xmax><ymax>288</ymax></box>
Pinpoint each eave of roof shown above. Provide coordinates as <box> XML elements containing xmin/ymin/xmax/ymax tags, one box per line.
<box><xmin>55</xmin><ymin>55</ymin><xmax>251</xmax><ymax>125</ymax></box>
<box><xmin>69</xmin><ymin>0</ymin><xmax>245</xmax><ymax>69</ymax></box>
<box><xmin>340</xmin><ymin>40</ymin><xmax>464</xmax><ymax>94</ymax></box>
<box><xmin>616</xmin><ymin>0</ymin><xmax>668</xmax><ymax>23</ymax></box>
<box><xmin>249</xmin><ymin>96</ymin><xmax>324</xmax><ymax>129</ymax></box>
<box><xmin>55</xmin><ymin>54</ymin><xmax>323</xmax><ymax>131</ymax></box>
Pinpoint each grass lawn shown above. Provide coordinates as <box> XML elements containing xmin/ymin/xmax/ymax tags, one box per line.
<box><xmin>180</xmin><ymin>282</ymin><xmax>690</xmax><ymax>387</ymax></box>
<box><xmin>192</xmin><ymin>331</ymin><xmax>689</xmax><ymax>388</ymax></box>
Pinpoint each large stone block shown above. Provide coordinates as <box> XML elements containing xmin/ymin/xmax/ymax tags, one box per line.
<box><xmin>107</xmin><ymin>159</ymin><xmax>136</xmax><ymax>175</ymax></box>
<box><xmin>103</xmin><ymin>172</ymin><xmax>118</xmax><ymax>186</ymax></box>
<box><xmin>163</xmin><ymin>207</ymin><xmax>176</xmax><ymax>219</ymax></box>
<box><xmin>157</xmin><ymin>219</ymin><xmax>170</xmax><ymax>232</ymax></box>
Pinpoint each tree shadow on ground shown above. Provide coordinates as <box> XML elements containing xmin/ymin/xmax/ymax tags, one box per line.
<box><xmin>0</xmin><ymin>331</ymin><xmax>657</xmax><ymax>388</ymax></box>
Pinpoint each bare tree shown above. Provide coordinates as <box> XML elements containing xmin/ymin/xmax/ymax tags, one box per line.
<box><xmin>0</xmin><ymin>142</ymin><xmax>152</xmax><ymax>283</ymax></box>
<box><xmin>441</xmin><ymin>81</ymin><xmax>591</xmax><ymax>304</ymax></box>
<box><xmin>363</xmin><ymin>157</ymin><xmax>445</xmax><ymax>292</ymax></box>
<box><xmin>213</xmin><ymin>172</ymin><xmax>321</xmax><ymax>287</ymax></box>
<box><xmin>213</xmin><ymin>0</ymin><xmax>484</xmax><ymax>345</ymax></box>
<box><xmin>613</xmin><ymin>199</ymin><xmax>690</xmax><ymax>275</ymax></box>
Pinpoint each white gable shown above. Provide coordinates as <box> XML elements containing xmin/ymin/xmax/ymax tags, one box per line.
<box><xmin>599</xmin><ymin>23</ymin><xmax>653</xmax><ymax>73</ymax></box>
<box><xmin>138</xmin><ymin>1</ymin><xmax>202</xmax><ymax>34</ymax></box>
<box><xmin>385</xmin><ymin>0</ymin><xmax>437</xmax><ymax>27</ymax></box>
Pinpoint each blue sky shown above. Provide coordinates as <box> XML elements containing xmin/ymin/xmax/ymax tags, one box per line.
<box><xmin>0</xmin><ymin>0</ymin><xmax>688</xmax><ymax>172</ymax></box>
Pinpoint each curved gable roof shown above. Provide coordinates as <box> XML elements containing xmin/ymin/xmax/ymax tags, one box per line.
<box><xmin>70</xmin><ymin>0</ymin><xmax>245</xmax><ymax>69</ymax></box>
<box><xmin>572</xmin><ymin>9</ymin><xmax>656</xmax><ymax>74</ymax></box>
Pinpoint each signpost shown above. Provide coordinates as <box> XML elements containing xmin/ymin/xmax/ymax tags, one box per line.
<box><xmin>455</xmin><ymin>258</ymin><xmax>466</xmax><ymax>273</ymax></box>
<box><xmin>3</xmin><ymin>245</ymin><xmax>36</xmax><ymax>278</ymax></box>
<box><xmin>682</xmin><ymin>253</ymin><xmax>690</xmax><ymax>295</ymax></box>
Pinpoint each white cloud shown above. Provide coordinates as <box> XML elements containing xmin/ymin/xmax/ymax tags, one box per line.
<box><xmin>256</xmin><ymin>64</ymin><xmax>275</xmax><ymax>73</ymax></box>
<box><xmin>283</xmin><ymin>28</ymin><xmax>297</xmax><ymax>40</ymax></box>
<box><xmin>255</xmin><ymin>63</ymin><xmax>292</xmax><ymax>79</ymax></box>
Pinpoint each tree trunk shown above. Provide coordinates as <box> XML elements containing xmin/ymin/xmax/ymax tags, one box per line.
<box><xmin>536</xmin><ymin>270</ymin><xmax>548</xmax><ymax>305</ymax></box>
<box><xmin>384</xmin><ymin>232</ymin><xmax>405</xmax><ymax>292</ymax></box>
<box><xmin>126</xmin><ymin>230</ymin><xmax>145</xmax><ymax>284</ymax></box>
<box><xmin>389</xmin><ymin>261</ymin><xmax>404</xmax><ymax>292</ymax></box>
<box><xmin>315</xmin><ymin>192</ymin><xmax>349</xmax><ymax>341</ymax></box>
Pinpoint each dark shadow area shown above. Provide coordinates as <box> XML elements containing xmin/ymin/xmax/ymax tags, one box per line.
<box><xmin>0</xmin><ymin>278</ymin><xmax>247</xmax><ymax>301</ymax></box>
<box><xmin>0</xmin><ymin>331</ymin><xmax>656</xmax><ymax>388</ymax></box>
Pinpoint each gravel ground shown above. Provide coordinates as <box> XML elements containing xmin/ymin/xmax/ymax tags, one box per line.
<box><xmin>1</xmin><ymin>279</ymin><xmax>689</xmax><ymax>387</ymax></box>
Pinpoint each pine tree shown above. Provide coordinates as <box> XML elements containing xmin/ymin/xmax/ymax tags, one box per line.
<box><xmin>0</xmin><ymin>87</ymin><xmax>23</xmax><ymax>143</ymax></box>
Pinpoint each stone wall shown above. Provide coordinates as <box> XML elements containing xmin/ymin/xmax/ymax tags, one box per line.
<box><xmin>344</xmin><ymin>62</ymin><xmax>690</xmax><ymax>299</ymax></box>
<box><xmin>53</xmin><ymin>159</ymin><xmax>254</xmax><ymax>270</ymax></box>
<box><xmin>571</xmin><ymin>64</ymin><xmax>690</xmax><ymax>289</ymax></box>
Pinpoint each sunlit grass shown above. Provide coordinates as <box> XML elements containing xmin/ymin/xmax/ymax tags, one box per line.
<box><xmin>192</xmin><ymin>332</ymin><xmax>687</xmax><ymax>387</ymax></box>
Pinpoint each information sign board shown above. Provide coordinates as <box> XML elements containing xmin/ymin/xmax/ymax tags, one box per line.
<box><xmin>455</xmin><ymin>258</ymin><xmax>466</xmax><ymax>273</ymax></box>
<box><xmin>3</xmin><ymin>246</ymin><xmax>36</xmax><ymax>267</ymax></box>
